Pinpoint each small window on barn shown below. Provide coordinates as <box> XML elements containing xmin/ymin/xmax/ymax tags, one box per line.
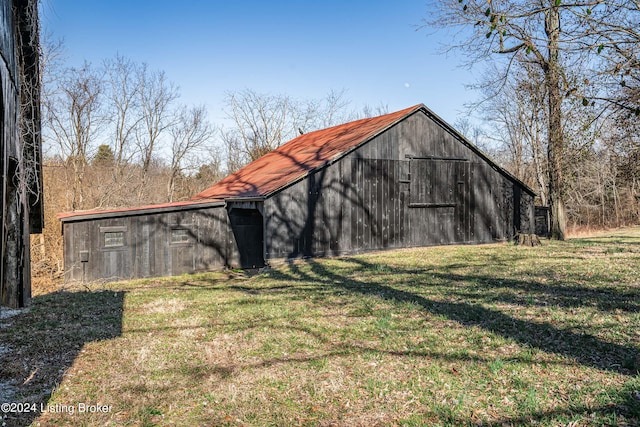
<box><xmin>104</xmin><ymin>231</ymin><xmax>124</xmax><ymax>248</ymax></box>
<box><xmin>171</xmin><ymin>228</ymin><xmax>191</xmax><ymax>244</ymax></box>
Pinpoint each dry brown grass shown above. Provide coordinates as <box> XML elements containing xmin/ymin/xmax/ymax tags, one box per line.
<box><xmin>565</xmin><ymin>224</ymin><xmax>640</xmax><ymax>239</ymax></box>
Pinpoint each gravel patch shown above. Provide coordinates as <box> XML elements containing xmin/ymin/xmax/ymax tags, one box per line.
<box><xmin>0</xmin><ymin>307</ymin><xmax>26</xmax><ymax>320</ymax></box>
<box><xmin>0</xmin><ymin>306</ymin><xmax>28</xmax><ymax>329</ymax></box>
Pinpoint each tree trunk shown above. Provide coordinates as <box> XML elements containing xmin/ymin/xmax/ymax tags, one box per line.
<box><xmin>545</xmin><ymin>4</ymin><xmax>566</xmax><ymax>240</ymax></box>
<box><xmin>167</xmin><ymin>171</ymin><xmax>176</xmax><ymax>203</ymax></box>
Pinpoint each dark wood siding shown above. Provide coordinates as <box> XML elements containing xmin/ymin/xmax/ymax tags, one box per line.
<box><xmin>0</xmin><ymin>1</ymin><xmax>17</xmax><ymax>79</ymax></box>
<box><xmin>62</xmin><ymin>205</ymin><xmax>239</xmax><ymax>282</ymax></box>
<box><xmin>264</xmin><ymin>111</ymin><xmax>534</xmax><ymax>260</ymax></box>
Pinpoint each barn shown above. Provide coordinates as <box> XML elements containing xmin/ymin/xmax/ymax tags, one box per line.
<box><xmin>58</xmin><ymin>104</ymin><xmax>536</xmax><ymax>283</ymax></box>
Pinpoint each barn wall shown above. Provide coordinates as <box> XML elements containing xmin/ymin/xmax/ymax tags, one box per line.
<box><xmin>0</xmin><ymin>1</ymin><xmax>18</xmax><ymax>81</ymax></box>
<box><xmin>1</xmin><ymin>0</ymin><xmax>18</xmax><ymax>302</ymax></box>
<box><xmin>63</xmin><ymin>206</ymin><xmax>239</xmax><ymax>283</ymax></box>
<box><xmin>264</xmin><ymin>111</ymin><xmax>534</xmax><ymax>260</ymax></box>
<box><xmin>1</xmin><ymin>0</ymin><xmax>41</xmax><ymax>307</ymax></box>
<box><xmin>1</xmin><ymin>34</ymin><xmax>18</xmax><ymax>305</ymax></box>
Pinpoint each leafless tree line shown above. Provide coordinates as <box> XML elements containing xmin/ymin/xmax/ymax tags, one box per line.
<box><xmin>42</xmin><ymin>52</ymin><xmax>217</xmax><ymax>208</ymax></box>
<box><xmin>41</xmin><ymin>46</ymin><xmax>367</xmax><ymax>207</ymax></box>
<box><xmin>220</xmin><ymin>88</ymin><xmax>358</xmax><ymax>170</ymax></box>
<box><xmin>469</xmin><ymin>60</ymin><xmax>640</xmax><ymax>231</ymax></box>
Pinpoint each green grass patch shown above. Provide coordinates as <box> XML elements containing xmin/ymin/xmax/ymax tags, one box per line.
<box><xmin>1</xmin><ymin>231</ymin><xmax>639</xmax><ymax>426</ymax></box>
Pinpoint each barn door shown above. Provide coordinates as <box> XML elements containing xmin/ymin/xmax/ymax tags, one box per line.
<box><xmin>408</xmin><ymin>158</ymin><xmax>471</xmax><ymax>245</ymax></box>
<box><xmin>453</xmin><ymin>161</ymin><xmax>472</xmax><ymax>243</ymax></box>
<box><xmin>229</xmin><ymin>208</ymin><xmax>265</xmax><ymax>269</ymax></box>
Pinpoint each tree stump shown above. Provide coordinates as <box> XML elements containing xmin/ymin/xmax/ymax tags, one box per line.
<box><xmin>515</xmin><ymin>233</ymin><xmax>542</xmax><ymax>247</ymax></box>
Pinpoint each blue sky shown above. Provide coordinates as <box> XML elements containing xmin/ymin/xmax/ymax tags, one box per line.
<box><xmin>40</xmin><ymin>0</ymin><xmax>478</xmax><ymax>126</ymax></box>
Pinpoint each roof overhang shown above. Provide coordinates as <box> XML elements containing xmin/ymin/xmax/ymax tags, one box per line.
<box><xmin>223</xmin><ymin>196</ymin><xmax>266</xmax><ymax>203</ymax></box>
<box><xmin>58</xmin><ymin>199</ymin><xmax>225</xmax><ymax>223</ymax></box>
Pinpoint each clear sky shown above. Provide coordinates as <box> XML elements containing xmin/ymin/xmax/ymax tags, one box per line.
<box><xmin>39</xmin><ymin>0</ymin><xmax>478</xmax><ymax>127</ymax></box>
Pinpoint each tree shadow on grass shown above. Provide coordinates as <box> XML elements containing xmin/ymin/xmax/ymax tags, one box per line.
<box><xmin>0</xmin><ymin>290</ymin><xmax>124</xmax><ymax>427</ymax></box>
<box><xmin>266</xmin><ymin>258</ymin><xmax>638</xmax><ymax>378</ymax></box>
<box><xmin>420</xmin><ymin>271</ymin><xmax>640</xmax><ymax>313</ymax></box>
<box><xmin>264</xmin><ymin>257</ymin><xmax>639</xmax><ymax>423</ymax></box>
<box><xmin>571</xmin><ymin>236</ymin><xmax>640</xmax><ymax>247</ymax></box>
<box><xmin>437</xmin><ymin>379</ymin><xmax>640</xmax><ymax>426</ymax></box>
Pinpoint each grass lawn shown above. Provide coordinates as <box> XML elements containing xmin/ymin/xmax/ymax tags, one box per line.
<box><xmin>1</xmin><ymin>229</ymin><xmax>640</xmax><ymax>426</ymax></box>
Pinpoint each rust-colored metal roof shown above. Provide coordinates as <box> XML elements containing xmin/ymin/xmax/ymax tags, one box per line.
<box><xmin>192</xmin><ymin>104</ymin><xmax>424</xmax><ymax>200</ymax></box>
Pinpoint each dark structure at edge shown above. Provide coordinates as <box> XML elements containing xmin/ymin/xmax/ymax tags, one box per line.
<box><xmin>1</xmin><ymin>0</ymin><xmax>43</xmax><ymax>307</ymax></box>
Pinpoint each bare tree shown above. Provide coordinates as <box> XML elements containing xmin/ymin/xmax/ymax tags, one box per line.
<box><xmin>427</xmin><ymin>1</ymin><xmax>640</xmax><ymax>237</ymax></box>
<box><xmin>453</xmin><ymin>116</ymin><xmax>485</xmax><ymax>149</ymax></box>
<box><xmin>580</xmin><ymin>1</ymin><xmax>640</xmax><ymax>115</ymax></box>
<box><xmin>135</xmin><ymin>65</ymin><xmax>179</xmax><ymax>174</ymax></box>
<box><xmin>103</xmin><ymin>55</ymin><xmax>143</xmax><ymax>171</ymax></box>
<box><xmin>293</xmin><ymin>88</ymin><xmax>355</xmax><ymax>132</ymax></box>
<box><xmin>481</xmin><ymin>62</ymin><xmax>549</xmax><ymax>203</ymax></box>
<box><xmin>220</xmin><ymin>129</ymin><xmax>246</xmax><ymax>174</ymax></box>
<box><xmin>167</xmin><ymin>105</ymin><xmax>215</xmax><ymax>202</ymax></box>
<box><xmin>585</xmin><ymin>2</ymin><xmax>640</xmax><ymax>197</ymax></box>
<box><xmin>43</xmin><ymin>62</ymin><xmax>104</xmax><ymax>209</ymax></box>
<box><xmin>223</xmin><ymin>89</ymin><xmax>292</xmax><ymax>162</ymax></box>
<box><xmin>361</xmin><ymin>102</ymin><xmax>390</xmax><ymax>119</ymax></box>
<box><xmin>221</xmin><ymin>89</ymin><xmax>353</xmax><ymax>171</ymax></box>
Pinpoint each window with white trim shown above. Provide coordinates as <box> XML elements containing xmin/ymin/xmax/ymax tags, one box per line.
<box><xmin>171</xmin><ymin>228</ymin><xmax>191</xmax><ymax>244</ymax></box>
<box><xmin>104</xmin><ymin>231</ymin><xmax>125</xmax><ymax>248</ymax></box>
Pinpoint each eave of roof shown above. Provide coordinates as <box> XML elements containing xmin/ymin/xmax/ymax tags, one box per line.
<box><xmin>57</xmin><ymin>198</ymin><xmax>225</xmax><ymax>223</ymax></box>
